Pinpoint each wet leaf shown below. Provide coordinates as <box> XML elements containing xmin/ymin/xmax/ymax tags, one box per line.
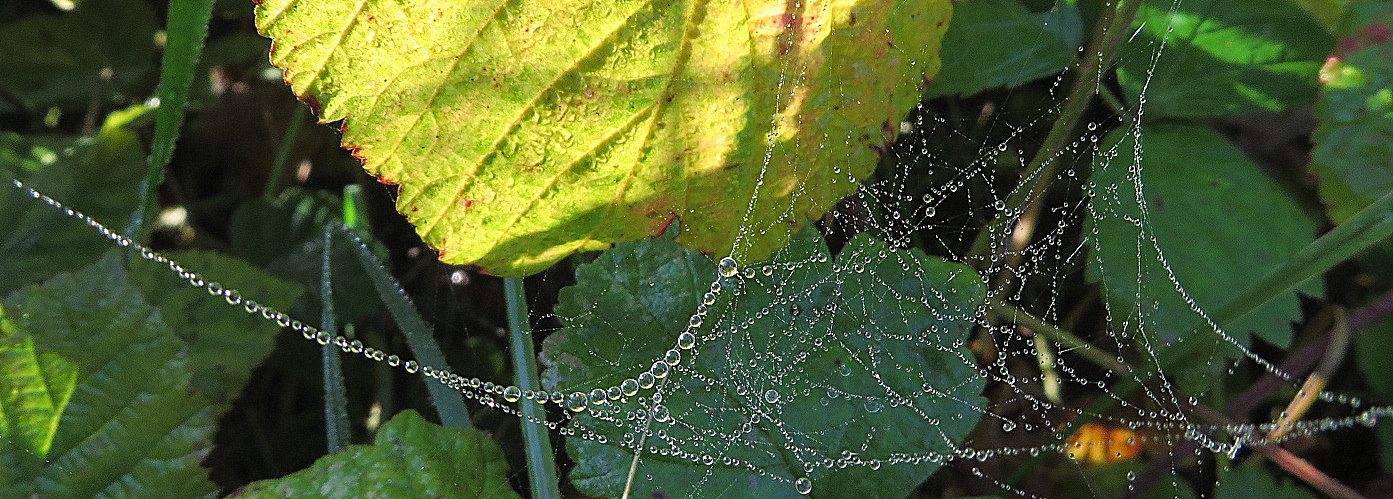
<box><xmin>254</xmin><ymin>0</ymin><xmax>951</xmax><ymax>275</ymax></box>
<box><xmin>541</xmin><ymin>227</ymin><xmax>986</xmax><ymax>498</ymax></box>
<box><xmin>1089</xmin><ymin>123</ymin><xmax>1319</xmax><ymax>386</ymax></box>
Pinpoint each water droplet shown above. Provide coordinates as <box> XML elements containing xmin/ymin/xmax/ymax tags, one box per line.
<box><xmin>718</xmin><ymin>257</ymin><xmax>738</xmax><ymax>277</ymax></box>
<box><xmin>621</xmin><ymin>378</ymin><xmax>640</xmax><ymax>397</ymax></box>
<box><xmin>664</xmin><ymin>349</ymin><xmax>682</xmax><ymax>366</ymax></box>
<box><xmin>764</xmin><ymin>389</ymin><xmax>780</xmax><ymax>404</ymax></box>
<box><xmin>795</xmin><ymin>477</ymin><xmax>813</xmax><ymax>495</ymax></box>
<box><xmin>653</xmin><ymin>404</ymin><xmax>671</xmax><ymax>422</ymax></box>
<box><xmin>678</xmin><ymin>331</ymin><xmax>696</xmax><ymax>349</ymax></box>
<box><xmin>651</xmin><ymin>361</ymin><xmax>671</xmax><ymax>379</ymax></box>
<box><xmin>864</xmin><ymin>399</ymin><xmax>883</xmax><ymax>413</ymax></box>
<box><xmin>503</xmin><ymin>386</ymin><xmax>521</xmax><ymax>403</ymax></box>
<box><xmin>566</xmin><ymin>393</ymin><xmax>588</xmax><ymax>412</ymax></box>
<box><xmin>790</xmin><ymin>304</ymin><xmax>802</xmax><ymax>316</ymax></box>
<box><xmin>993</xmin><ymin>200</ymin><xmax>1006</xmax><ymax>211</ymax></box>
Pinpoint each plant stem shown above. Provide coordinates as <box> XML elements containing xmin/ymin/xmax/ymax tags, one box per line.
<box><xmin>320</xmin><ymin>227</ymin><xmax>351</xmax><ymax>452</ymax></box>
<box><xmin>126</xmin><ymin>0</ymin><xmax>214</xmax><ymax>242</ymax></box>
<box><xmin>504</xmin><ymin>277</ymin><xmax>561</xmax><ymax>499</ymax></box>
<box><xmin>966</xmin><ymin>0</ymin><xmax>1142</xmax><ymax>268</ymax></box>
<box><xmin>263</xmin><ymin>105</ymin><xmax>310</xmax><ymax>199</ymax></box>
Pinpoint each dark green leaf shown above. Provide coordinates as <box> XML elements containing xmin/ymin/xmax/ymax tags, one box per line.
<box><xmin>1214</xmin><ymin>462</ymin><xmax>1316</xmax><ymax>499</ymax></box>
<box><xmin>1117</xmin><ymin>0</ymin><xmax>1332</xmax><ymax>117</ymax></box>
<box><xmin>924</xmin><ymin>0</ymin><xmax>1081</xmax><ymax>98</ymax></box>
<box><xmin>0</xmin><ymin>0</ymin><xmax>158</xmax><ymax>114</ymax></box>
<box><xmin>3</xmin><ymin>254</ymin><xmax>218</xmax><ymax>499</ymax></box>
<box><xmin>541</xmin><ymin>228</ymin><xmax>986</xmax><ymax>498</ymax></box>
<box><xmin>0</xmin><ymin>105</ymin><xmax>150</xmax><ymax>294</ymax></box>
<box><xmin>129</xmin><ymin>250</ymin><xmax>303</xmax><ymax>407</ymax></box>
<box><xmin>1310</xmin><ymin>2</ymin><xmax>1393</xmax><ymax>223</ymax></box>
<box><xmin>229</xmin><ymin>188</ymin><xmax>378</xmax><ymax>321</ymax></box>
<box><xmin>231</xmin><ymin>410</ymin><xmax>521</xmax><ymax>499</ymax></box>
<box><xmin>1089</xmin><ymin>123</ymin><xmax>1319</xmax><ymax>386</ymax></box>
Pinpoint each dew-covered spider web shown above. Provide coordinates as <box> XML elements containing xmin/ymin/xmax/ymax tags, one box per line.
<box><xmin>8</xmin><ymin>0</ymin><xmax>1393</xmax><ymax>497</ymax></box>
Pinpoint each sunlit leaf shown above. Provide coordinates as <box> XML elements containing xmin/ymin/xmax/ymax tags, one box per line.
<box><xmin>541</xmin><ymin>227</ymin><xmax>986</xmax><ymax>498</ymax></box>
<box><xmin>255</xmin><ymin>0</ymin><xmax>951</xmax><ymax>275</ymax></box>
<box><xmin>231</xmin><ymin>410</ymin><xmax>521</xmax><ymax>499</ymax></box>
<box><xmin>0</xmin><ymin>311</ymin><xmax>77</xmax><ymax>458</ymax></box>
<box><xmin>1118</xmin><ymin>0</ymin><xmax>1332</xmax><ymax>117</ymax></box>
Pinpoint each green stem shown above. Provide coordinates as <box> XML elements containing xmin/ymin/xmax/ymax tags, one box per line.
<box><xmin>343</xmin><ymin>228</ymin><xmax>472</xmax><ymax>428</ymax></box>
<box><xmin>263</xmin><ymin>105</ymin><xmax>310</xmax><ymax>199</ymax></box>
<box><xmin>966</xmin><ymin>0</ymin><xmax>1142</xmax><ymax>266</ymax></box>
<box><xmin>320</xmin><ymin>227</ymin><xmax>351</xmax><ymax>452</ymax></box>
<box><xmin>126</xmin><ymin>0</ymin><xmax>215</xmax><ymax>242</ymax></box>
<box><xmin>505</xmin><ymin>277</ymin><xmax>561</xmax><ymax>499</ymax></box>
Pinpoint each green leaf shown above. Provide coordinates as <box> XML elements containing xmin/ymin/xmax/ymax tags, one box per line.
<box><xmin>1215</xmin><ymin>462</ymin><xmax>1316</xmax><ymax>499</ymax></box>
<box><xmin>0</xmin><ymin>0</ymin><xmax>158</xmax><ymax>114</ymax></box>
<box><xmin>0</xmin><ymin>311</ymin><xmax>77</xmax><ymax>458</ymax></box>
<box><xmin>541</xmin><ymin>228</ymin><xmax>986</xmax><ymax>498</ymax></box>
<box><xmin>129</xmin><ymin>251</ymin><xmax>303</xmax><ymax>407</ymax></box>
<box><xmin>1310</xmin><ymin>2</ymin><xmax>1393</xmax><ymax>224</ymax></box>
<box><xmin>254</xmin><ymin>0</ymin><xmax>951</xmax><ymax>276</ymax></box>
<box><xmin>1089</xmin><ymin>123</ymin><xmax>1319</xmax><ymax>385</ymax></box>
<box><xmin>1117</xmin><ymin>0</ymin><xmax>1332</xmax><ymax>117</ymax></box>
<box><xmin>3</xmin><ymin>254</ymin><xmax>218</xmax><ymax>499</ymax></box>
<box><xmin>923</xmin><ymin>0</ymin><xmax>1080</xmax><ymax>99</ymax></box>
<box><xmin>231</xmin><ymin>410</ymin><xmax>522</xmax><ymax>499</ymax></box>
<box><xmin>0</xmin><ymin>105</ymin><xmax>151</xmax><ymax>295</ymax></box>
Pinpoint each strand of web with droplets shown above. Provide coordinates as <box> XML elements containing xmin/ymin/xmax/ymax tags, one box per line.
<box><xmin>5</xmin><ymin>177</ymin><xmax>704</xmax><ymax>427</ymax></box>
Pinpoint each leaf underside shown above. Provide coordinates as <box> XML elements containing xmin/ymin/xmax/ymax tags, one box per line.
<box><xmin>255</xmin><ymin>0</ymin><xmax>951</xmax><ymax>275</ymax></box>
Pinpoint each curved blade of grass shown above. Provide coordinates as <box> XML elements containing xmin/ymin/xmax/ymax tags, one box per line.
<box><xmin>341</xmin><ymin>227</ymin><xmax>471</xmax><ymax>428</ymax></box>
<box><xmin>126</xmin><ymin>0</ymin><xmax>214</xmax><ymax>241</ymax></box>
<box><xmin>504</xmin><ymin>277</ymin><xmax>560</xmax><ymax>499</ymax></box>
<box><xmin>321</xmin><ymin>227</ymin><xmax>350</xmax><ymax>452</ymax></box>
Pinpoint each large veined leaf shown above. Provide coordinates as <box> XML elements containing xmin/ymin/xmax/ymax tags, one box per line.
<box><xmin>231</xmin><ymin>410</ymin><xmax>521</xmax><ymax>499</ymax></box>
<box><xmin>255</xmin><ymin>0</ymin><xmax>951</xmax><ymax>275</ymax></box>
<box><xmin>1116</xmin><ymin>0</ymin><xmax>1332</xmax><ymax>117</ymax></box>
<box><xmin>1088</xmin><ymin>123</ymin><xmax>1319</xmax><ymax>388</ymax></box>
<box><xmin>1310</xmin><ymin>2</ymin><xmax>1393</xmax><ymax>224</ymax></box>
<box><xmin>540</xmin><ymin>227</ymin><xmax>986</xmax><ymax>498</ymax></box>
<box><xmin>2</xmin><ymin>254</ymin><xmax>219</xmax><ymax>498</ymax></box>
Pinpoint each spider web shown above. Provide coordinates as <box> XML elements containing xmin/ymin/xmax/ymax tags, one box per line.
<box><xmin>7</xmin><ymin>0</ymin><xmax>1389</xmax><ymax>497</ymax></box>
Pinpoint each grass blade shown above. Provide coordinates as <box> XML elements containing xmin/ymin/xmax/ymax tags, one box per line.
<box><xmin>342</xmin><ymin>228</ymin><xmax>472</xmax><ymax>428</ymax></box>
<box><xmin>504</xmin><ymin>277</ymin><xmax>560</xmax><ymax>499</ymax></box>
<box><xmin>127</xmin><ymin>0</ymin><xmax>214</xmax><ymax>240</ymax></box>
<box><xmin>320</xmin><ymin>226</ymin><xmax>351</xmax><ymax>452</ymax></box>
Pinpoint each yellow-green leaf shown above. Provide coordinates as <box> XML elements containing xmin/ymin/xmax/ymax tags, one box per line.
<box><xmin>255</xmin><ymin>0</ymin><xmax>951</xmax><ymax>275</ymax></box>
